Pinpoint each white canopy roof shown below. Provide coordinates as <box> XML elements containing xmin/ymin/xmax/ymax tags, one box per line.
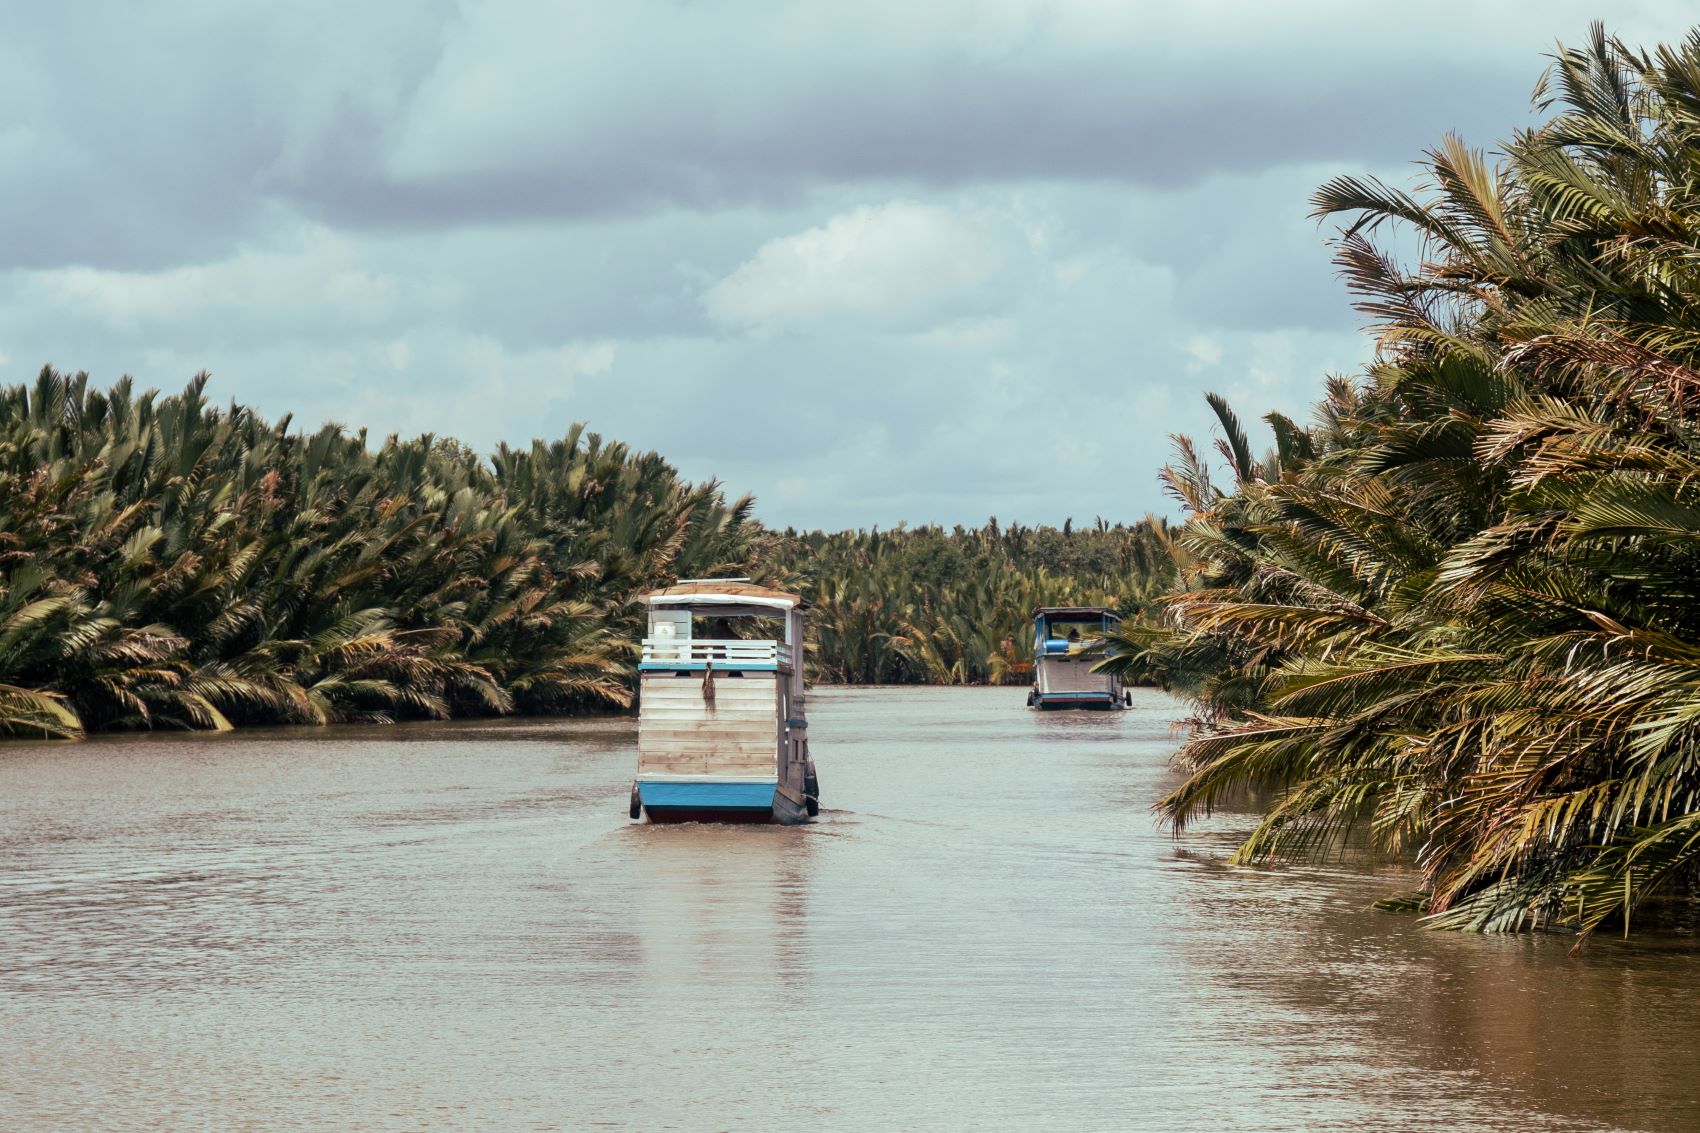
<box><xmin>642</xmin><ymin>580</ymin><xmax>804</xmax><ymax>612</ymax></box>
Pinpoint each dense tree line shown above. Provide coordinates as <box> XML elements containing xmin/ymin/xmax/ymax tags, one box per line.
<box><xmin>775</xmin><ymin>519</ymin><xmax>1177</xmax><ymax>685</ymax></box>
<box><xmin>1106</xmin><ymin>26</ymin><xmax>1700</xmax><ymax>940</ymax></box>
<box><xmin>0</xmin><ymin>370</ymin><xmax>770</xmax><ymax>737</ymax></box>
<box><xmin>0</xmin><ymin>369</ymin><xmax>1180</xmax><ymax>737</ymax></box>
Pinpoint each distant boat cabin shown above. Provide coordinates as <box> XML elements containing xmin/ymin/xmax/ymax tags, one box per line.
<box><xmin>1028</xmin><ymin>606</ymin><xmax>1128</xmax><ymax>710</ymax></box>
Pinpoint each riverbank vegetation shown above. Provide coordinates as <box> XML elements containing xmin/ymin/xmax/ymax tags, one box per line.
<box><xmin>773</xmin><ymin>519</ymin><xmax>1176</xmax><ymax>685</ymax></box>
<box><xmin>1107</xmin><ymin>26</ymin><xmax>1700</xmax><ymax>941</ymax></box>
<box><xmin>0</xmin><ymin>370</ymin><xmax>771</xmax><ymax>737</ymax></box>
<box><xmin>0</xmin><ymin>370</ymin><xmax>1177</xmax><ymax>737</ymax></box>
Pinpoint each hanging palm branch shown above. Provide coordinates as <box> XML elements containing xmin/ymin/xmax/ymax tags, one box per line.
<box><xmin>1117</xmin><ymin>23</ymin><xmax>1700</xmax><ymax>942</ymax></box>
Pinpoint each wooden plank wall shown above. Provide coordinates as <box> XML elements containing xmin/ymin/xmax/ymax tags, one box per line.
<box><xmin>1038</xmin><ymin>656</ymin><xmax>1111</xmax><ymax>695</ymax></box>
<box><xmin>638</xmin><ymin>674</ymin><xmax>780</xmax><ymax>777</ymax></box>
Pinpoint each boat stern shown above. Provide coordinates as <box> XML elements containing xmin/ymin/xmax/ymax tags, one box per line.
<box><xmin>635</xmin><ymin>776</ymin><xmax>783</xmax><ymax>824</ymax></box>
<box><xmin>1034</xmin><ymin>689</ymin><xmax>1124</xmax><ymax>710</ymax></box>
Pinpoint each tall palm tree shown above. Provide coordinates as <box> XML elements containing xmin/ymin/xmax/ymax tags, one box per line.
<box><xmin>1116</xmin><ymin>24</ymin><xmax>1700</xmax><ymax>942</ymax></box>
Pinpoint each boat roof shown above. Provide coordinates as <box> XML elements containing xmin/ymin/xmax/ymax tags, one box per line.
<box><xmin>1033</xmin><ymin>606</ymin><xmax>1122</xmax><ymax>620</ymax></box>
<box><xmin>643</xmin><ymin>580</ymin><xmax>806</xmax><ymax>611</ymax></box>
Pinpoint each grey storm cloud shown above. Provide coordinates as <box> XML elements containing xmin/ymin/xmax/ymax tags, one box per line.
<box><xmin>0</xmin><ymin>1</ymin><xmax>1694</xmax><ymax>529</ymax></box>
<box><xmin>290</xmin><ymin>57</ymin><xmax>1524</xmax><ymax>232</ymax></box>
<box><xmin>1</xmin><ymin>0</ymin><xmax>1631</xmax><ymax>261</ymax></box>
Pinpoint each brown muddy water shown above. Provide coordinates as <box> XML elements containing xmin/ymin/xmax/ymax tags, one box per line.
<box><xmin>2</xmin><ymin>686</ymin><xmax>1698</xmax><ymax>1132</ymax></box>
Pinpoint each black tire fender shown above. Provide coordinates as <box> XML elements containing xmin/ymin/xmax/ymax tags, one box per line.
<box><xmin>629</xmin><ymin>781</ymin><xmax>642</xmax><ymax>820</ymax></box>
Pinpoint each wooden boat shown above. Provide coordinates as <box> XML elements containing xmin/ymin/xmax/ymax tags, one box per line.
<box><xmin>1027</xmin><ymin>606</ymin><xmax>1129</xmax><ymax>710</ymax></box>
<box><xmin>628</xmin><ymin>580</ymin><xmax>819</xmax><ymax>824</ymax></box>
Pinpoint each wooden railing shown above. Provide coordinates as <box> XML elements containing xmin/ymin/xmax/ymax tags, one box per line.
<box><xmin>640</xmin><ymin>638</ymin><xmax>792</xmax><ymax>670</ymax></box>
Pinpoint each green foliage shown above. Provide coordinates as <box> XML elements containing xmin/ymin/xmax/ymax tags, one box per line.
<box><xmin>773</xmin><ymin>518</ymin><xmax>1179</xmax><ymax>685</ymax></box>
<box><xmin>0</xmin><ymin>370</ymin><xmax>771</xmax><ymax>736</ymax></box>
<box><xmin>1109</xmin><ymin>23</ymin><xmax>1700</xmax><ymax>942</ymax></box>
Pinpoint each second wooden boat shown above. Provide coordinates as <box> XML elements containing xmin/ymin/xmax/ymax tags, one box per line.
<box><xmin>1027</xmin><ymin>606</ymin><xmax>1129</xmax><ymax>710</ymax></box>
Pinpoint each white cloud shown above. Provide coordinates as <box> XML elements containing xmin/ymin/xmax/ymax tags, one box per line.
<box><xmin>21</xmin><ymin>227</ymin><xmax>456</xmax><ymax>337</ymax></box>
<box><xmin>702</xmin><ymin>201</ymin><xmax>1002</xmax><ymax>334</ymax></box>
<box><xmin>0</xmin><ymin>174</ymin><xmax>1365</xmax><ymax>527</ymax></box>
<box><xmin>1185</xmin><ymin>336</ymin><xmax>1224</xmax><ymax>370</ymax></box>
<box><xmin>909</xmin><ymin>316</ymin><xmax>1015</xmax><ymax>349</ymax></box>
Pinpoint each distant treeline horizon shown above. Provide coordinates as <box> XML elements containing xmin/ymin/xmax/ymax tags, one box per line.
<box><xmin>771</xmin><ymin>518</ymin><xmax>1176</xmax><ymax>685</ymax></box>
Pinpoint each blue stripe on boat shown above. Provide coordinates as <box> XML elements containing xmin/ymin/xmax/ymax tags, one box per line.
<box><xmin>638</xmin><ymin>779</ymin><xmax>777</xmax><ymax>811</ymax></box>
<box><xmin>1038</xmin><ymin>691</ymin><xmax>1113</xmax><ymax>699</ymax></box>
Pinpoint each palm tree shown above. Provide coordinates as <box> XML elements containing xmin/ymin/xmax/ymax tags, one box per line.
<box><xmin>0</xmin><ymin>368</ymin><xmax>773</xmax><ymax>735</ymax></box>
<box><xmin>1118</xmin><ymin>24</ymin><xmax>1700</xmax><ymax>942</ymax></box>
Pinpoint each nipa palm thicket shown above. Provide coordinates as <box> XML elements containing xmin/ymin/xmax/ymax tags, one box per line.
<box><xmin>777</xmin><ymin>519</ymin><xmax>1178</xmax><ymax>685</ymax></box>
<box><xmin>0</xmin><ymin>370</ymin><xmax>770</xmax><ymax>737</ymax></box>
<box><xmin>1106</xmin><ymin>26</ymin><xmax>1700</xmax><ymax>941</ymax></box>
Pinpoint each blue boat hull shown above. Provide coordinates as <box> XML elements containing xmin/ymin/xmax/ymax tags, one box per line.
<box><xmin>637</xmin><ymin>778</ymin><xmax>809</xmax><ymax>825</ymax></box>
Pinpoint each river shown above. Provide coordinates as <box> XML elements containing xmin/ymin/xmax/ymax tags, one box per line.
<box><xmin>2</xmin><ymin>687</ymin><xmax>1698</xmax><ymax>1132</ymax></box>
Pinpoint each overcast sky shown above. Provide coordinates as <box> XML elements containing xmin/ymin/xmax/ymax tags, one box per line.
<box><xmin>2</xmin><ymin>2</ymin><xmax>1692</xmax><ymax>529</ymax></box>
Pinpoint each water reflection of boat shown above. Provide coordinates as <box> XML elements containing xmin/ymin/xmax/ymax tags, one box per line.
<box><xmin>1027</xmin><ymin>606</ymin><xmax>1129</xmax><ymax>710</ymax></box>
<box><xmin>624</xmin><ymin>822</ymin><xmax>816</xmax><ymax>999</ymax></box>
<box><xmin>629</xmin><ymin>580</ymin><xmax>819</xmax><ymax>824</ymax></box>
